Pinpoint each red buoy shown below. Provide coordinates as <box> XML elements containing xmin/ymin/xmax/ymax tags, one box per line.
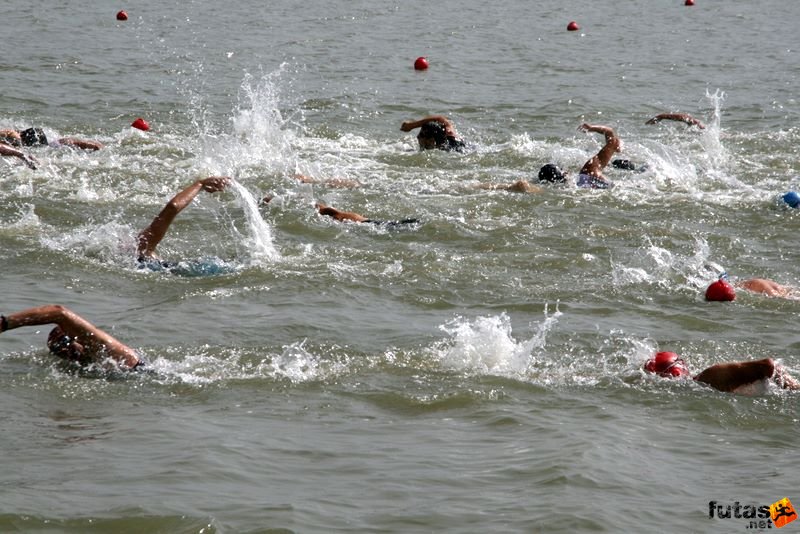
<box><xmin>685</xmin><ymin>0</ymin><xmax>694</xmax><ymax>5</ymax></box>
<box><xmin>116</xmin><ymin>10</ymin><xmax>128</xmax><ymax>21</ymax></box>
<box><xmin>131</xmin><ymin>118</ymin><xmax>150</xmax><ymax>131</ymax></box>
<box><xmin>567</xmin><ymin>21</ymin><xmax>580</xmax><ymax>31</ymax></box>
<box><xmin>414</xmin><ymin>57</ymin><xmax>429</xmax><ymax>71</ymax></box>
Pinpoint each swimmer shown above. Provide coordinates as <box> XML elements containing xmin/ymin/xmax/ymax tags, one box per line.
<box><xmin>294</xmin><ymin>173</ymin><xmax>361</xmax><ymax>189</ymax></box>
<box><xmin>644</xmin><ymin>351</ymin><xmax>799</xmax><ymax>394</ymax></box>
<box><xmin>1</xmin><ymin>305</ymin><xmax>142</xmax><ymax>370</ymax></box>
<box><xmin>645</xmin><ymin>113</ymin><xmax>705</xmax><ymax>129</ymax></box>
<box><xmin>705</xmin><ymin>276</ymin><xmax>797</xmax><ymax>301</ymax></box>
<box><xmin>315</xmin><ymin>201</ymin><xmax>419</xmax><ymax>226</ymax></box>
<box><xmin>0</xmin><ymin>142</ymin><xmax>37</xmax><ymax>169</ymax></box>
<box><xmin>137</xmin><ymin>176</ymin><xmax>231</xmax><ymax>266</ymax></box>
<box><xmin>537</xmin><ymin>123</ymin><xmax>621</xmax><ymax>189</ymax></box>
<box><xmin>400</xmin><ymin>115</ymin><xmax>466</xmax><ymax>152</ymax></box>
<box><xmin>0</xmin><ymin>127</ymin><xmax>103</xmax><ymax>151</ymax></box>
<box><xmin>474</xmin><ymin>179</ymin><xmax>542</xmax><ymax>194</ymax></box>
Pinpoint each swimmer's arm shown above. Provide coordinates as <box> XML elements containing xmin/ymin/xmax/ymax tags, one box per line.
<box><xmin>294</xmin><ymin>173</ymin><xmax>319</xmax><ymax>184</ymax></box>
<box><xmin>2</xmin><ymin>304</ymin><xmax>139</xmax><ymax>367</ymax></box>
<box><xmin>693</xmin><ymin>358</ymin><xmax>775</xmax><ymax>393</ymax></box>
<box><xmin>315</xmin><ymin>202</ymin><xmax>368</xmax><ymax>222</ymax></box>
<box><xmin>137</xmin><ymin>176</ymin><xmax>230</xmax><ymax>258</ymax></box>
<box><xmin>294</xmin><ymin>174</ymin><xmax>360</xmax><ymax>189</ymax></box>
<box><xmin>0</xmin><ymin>143</ymin><xmax>37</xmax><ymax>169</ymax></box>
<box><xmin>58</xmin><ymin>137</ymin><xmax>104</xmax><ymax>151</ymax></box>
<box><xmin>475</xmin><ymin>180</ymin><xmax>541</xmax><ymax>193</ymax></box>
<box><xmin>3</xmin><ymin>304</ymin><xmax>100</xmax><ymax>338</ymax></box>
<box><xmin>401</xmin><ymin>115</ymin><xmax>453</xmax><ymax>132</ymax></box>
<box><xmin>579</xmin><ymin>124</ymin><xmax>621</xmax><ymax>176</ymax></box>
<box><xmin>646</xmin><ymin>113</ymin><xmax>705</xmax><ymax>129</ymax></box>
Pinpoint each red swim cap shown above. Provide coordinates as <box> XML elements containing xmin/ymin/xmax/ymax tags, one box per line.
<box><xmin>644</xmin><ymin>351</ymin><xmax>690</xmax><ymax>378</ymax></box>
<box><xmin>705</xmin><ymin>279</ymin><xmax>735</xmax><ymax>301</ymax></box>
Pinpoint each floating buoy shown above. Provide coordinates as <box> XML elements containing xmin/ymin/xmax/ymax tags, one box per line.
<box><xmin>685</xmin><ymin>0</ymin><xmax>695</xmax><ymax>5</ymax></box>
<box><xmin>131</xmin><ymin>118</ymin><xmax>150</xmax><ymax>131</ymax></box>
<box><xmin>414</xmin><ymin>57</ymin><xmax>429</xmax><ymax>70</ymax></box>
<box><xmin>116</xmin><ymin>10</ymin><xmax>128</xmax><ymax>21</ymax></box>
<box><xmin>567</xmin><ymin>21</ymin><xmax>580</xmax><ymax>31</ymax></box>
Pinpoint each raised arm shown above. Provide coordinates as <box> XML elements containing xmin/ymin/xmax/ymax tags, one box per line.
<box><xmin>646</xmin><ymin>113</ymin><xmax>705</xmax><ymax>129</ymax></box>
<box><xmin>400</xmin><ymin>115</ymin><xmax>455</xmax><ymax>135</ymax></box>
<box><xmin>0</xmin><ymin>143</ymin><xmax>37</xmax><ymax>169</ymax></box>
<box><xmin>578</xmin><ymin>123</ymin><xmax>621</xmax><ymax>177</ymax></box>
<box><xmin>1</xmin><ymin>305</ymin><xmax>139</xmax><ymax>368</ymax></box>
<box><xmin>137</xmin><ymin>176</ymin><xmax>230</xmax><ymax>259</ymax></box>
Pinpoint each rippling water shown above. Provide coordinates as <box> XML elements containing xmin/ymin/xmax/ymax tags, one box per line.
<box><xmin>2</xmin><ymin>1</ymin><xmax>799</xmax><ymax>532</ymax></box>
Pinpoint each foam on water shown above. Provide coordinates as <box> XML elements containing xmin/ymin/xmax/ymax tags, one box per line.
<box><xmin>40</xmin><ymin>221</ymin><xmax>138</xmax><ymax>266</ymax></box>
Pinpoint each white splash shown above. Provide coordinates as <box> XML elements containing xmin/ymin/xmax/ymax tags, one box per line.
<box><xmin>228</xmin><ymin>179</ymin><xmax>279</xmax><ymax>264</ymax></box>
<box><xmin>436</xmin><ymin>307</ymin><xmax>562</xmax><ymax>377</ymax></box>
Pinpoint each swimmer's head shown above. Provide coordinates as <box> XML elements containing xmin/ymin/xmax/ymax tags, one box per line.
<box><xmin>47</xmin><ymin>326</ymin><xmax>87</xmax><ymax>363</ymax></box>
<box><xmin>20</xmin><ymin>127</ymin><xmax>48</xmax><ymax>147</ymax></box>
<box><xmin>644</xmin><ymin>351</ymin><xmax>691</xmax><ymax>378</ymax></box>
<box><xmin>612</xmin><ymin>159</ymin><xmax>636</xmax><ymax>171</ymax></box>
<box><xmin>782</xmin><ymin>191</ymin><xmax>800</xmax><ymax>209</ymax></box>
<box><xmin>537</xmin><ymin>163</ymin><xmax>567</xmax><ymax>183</ymax></box>
<box><xmin>705</xmin><ymin>279</ymin><xmax>736</xmax><ymax>302</ymax></box>
<box><xmin>417</xmin><ymin>121</ymin><xmax>447</xmax><ymax>150</ymax></box>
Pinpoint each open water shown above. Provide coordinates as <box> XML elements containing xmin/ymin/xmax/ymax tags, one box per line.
<box><xmin>1</xmin><ymin>1</ymin><xmax>799</xmax><ymax>532</ymax></box>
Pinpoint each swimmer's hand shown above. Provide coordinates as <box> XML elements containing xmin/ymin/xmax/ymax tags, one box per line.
<box><xmin>199</xmin><ymin>176</ymin><xmax>231</xmax><ymax>193</ymax></box>
<box><xmin>400</xmin><ymin>121</ymin><xmax>415</xmax><ymax>132</ymax></box>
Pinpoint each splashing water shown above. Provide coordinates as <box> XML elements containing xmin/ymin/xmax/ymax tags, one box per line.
<box><xmin>228</xmin><ymin>68</ymin><xmax>299</xmax><ymax>174</ymax></box>
<box><xmin>187</xmin><ymin>68</ymin><xmax>300</xmax><ymax>178</ymax></box>
<box><xmin>700</xmin><ymin>88</ymin><xmax>732</xmax><ymax>173</ymax></box>
<box><xmin>436</xmin><ymin>307</ymin><xmax>562</xmax><ymax>378</ymax></box>
<box><xmin>228</xmin><ymin>179</ymin><xmax>279</xmax><ymax>264</ymax></box>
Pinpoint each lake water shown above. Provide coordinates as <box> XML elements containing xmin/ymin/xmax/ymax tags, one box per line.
<box><xmin>1</xmin><ymin>1</ymin><xmax>799</xmax><ymax>532</ymax></box>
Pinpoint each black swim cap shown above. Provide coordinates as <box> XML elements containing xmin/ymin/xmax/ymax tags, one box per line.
<box><xmin>612</xmin><ymin>159</ymin><xmax>636</xmax><ymax>171</ymax></box>
<box><xmin>20</xmin><ymin>128</ymin><xmax>48</xmax><ymax>146</ymax></box>
<box><xmin>418</xmin><ymin>121</ymin><xmax>447</xmax><ymax>146</ymax></box>
<box><xmin>538</xmin><ymin>163</ymin><xmax>566</xmax><ymax>183</ymax></box>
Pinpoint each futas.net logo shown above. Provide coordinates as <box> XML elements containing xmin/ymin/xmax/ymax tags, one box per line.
<box><xmin>708</xmin><ymin>498</ymin><xmax>797</xmax><ymax>529</ymax></box>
